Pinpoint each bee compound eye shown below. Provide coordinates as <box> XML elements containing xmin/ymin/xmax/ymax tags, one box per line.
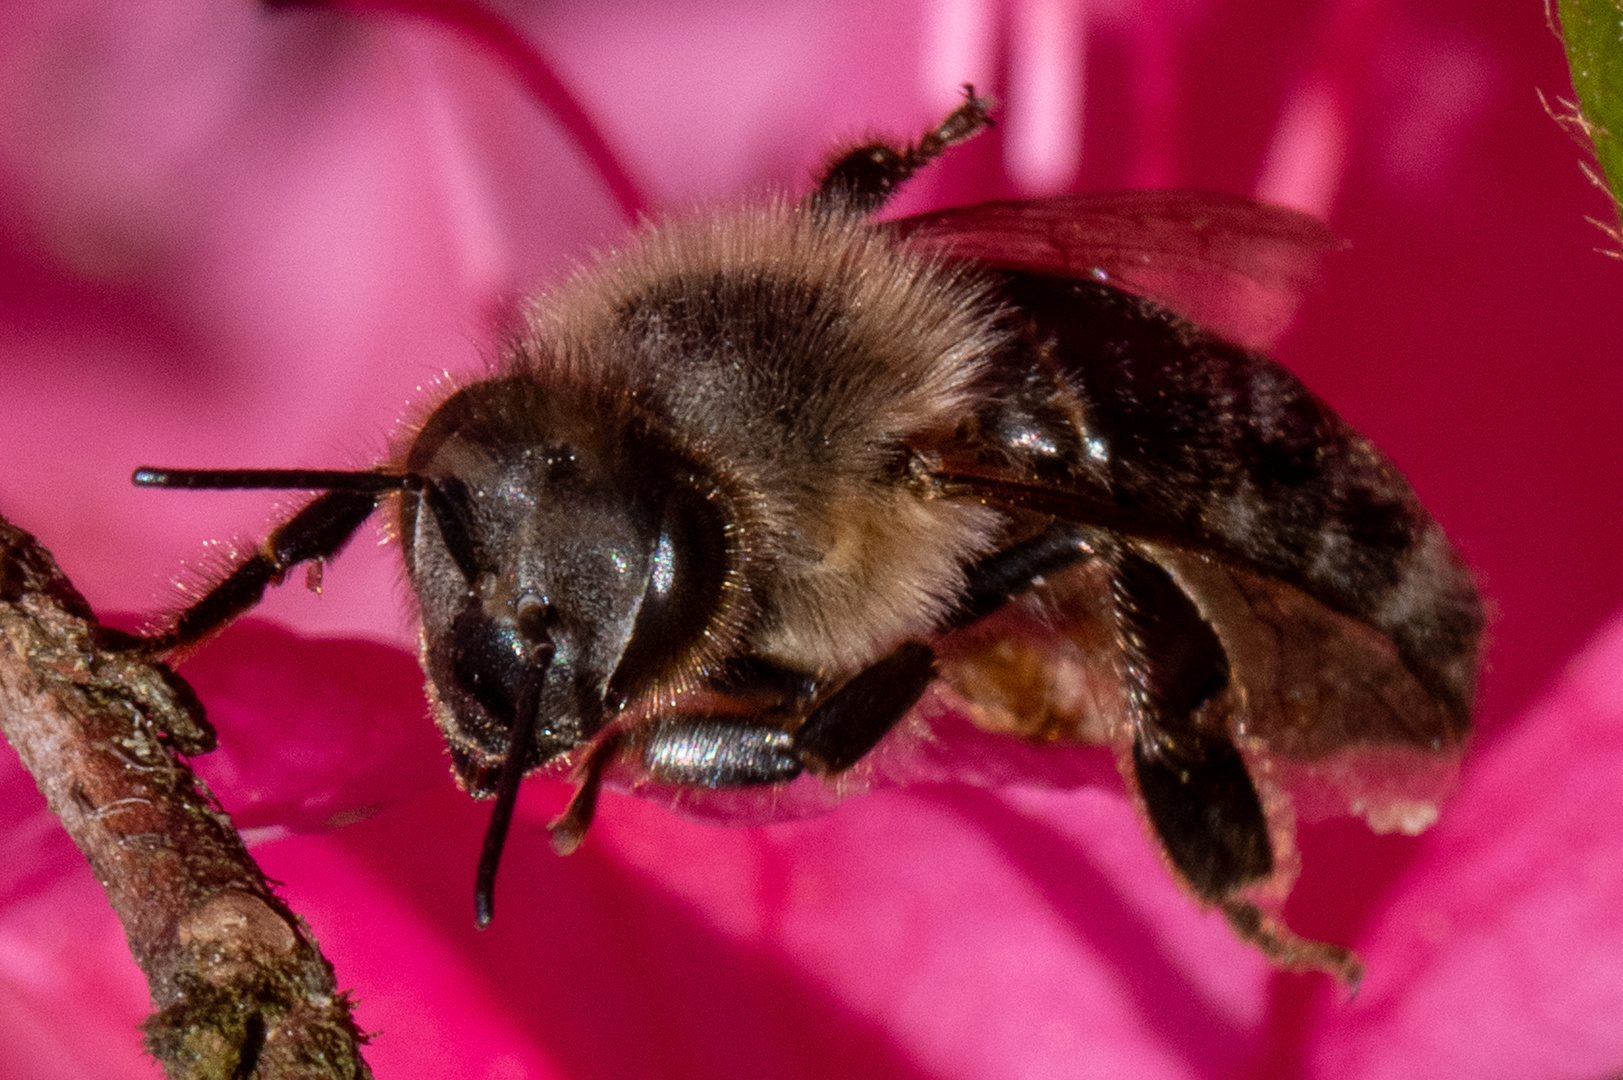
<box><xmin>603</xmin><ymin>477</ymin><xmax>732</xmax><ymax>710</ymax></box>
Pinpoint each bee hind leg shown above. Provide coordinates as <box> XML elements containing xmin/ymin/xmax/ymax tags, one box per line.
<box><xmin>1114</xmin><ymin>548</ymin><xmax>1364</xmax><ymax>984</ymax></box>
<box><xmin>1112</xmin><ymin>547</ymin><xmax>1273</xmax><ymax>896</ymax></box>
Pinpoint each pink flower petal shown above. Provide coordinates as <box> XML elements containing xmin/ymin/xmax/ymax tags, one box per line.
<box><xmin>254</xmin><ymin>777</ymin><xmax>1274</xmax><ymax>1079</ymax></box>
<box><xmin>1314</xmin><ymin>608</ymin><xmax>1623</xmax><ymax>1078</ymax></box>
<box><xmin>179</xmin><ymin>620</ymin><xmax>447</xmax><ymax>835</ymax></box>
<box><xmin>0</xmin><ymin>872</ymin><xmax>157</xmax><ymax>1080</ymax></box>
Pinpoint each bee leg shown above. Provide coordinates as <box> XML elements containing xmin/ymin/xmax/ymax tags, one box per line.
<box><xmin>948</xmin><ymin>527</ymin><xmax>1274</xmax><ymax>899</ymax></box>
<box><xmin>812</xmin><ymin>86</ymin><xmax>994</xmax><ymax>216</ymax></box>
<box><xmin>709</xmin><ymin>655</ymin><xmax>818</xmax><ymax>711</ymax></box>
<box><xmin>640</xmin><ymin>527</ymin><xmax>1098</xmax><ymax>788</ymax></box>
<box><xmin>639</xmin><ymin>641</ymin><xmax>938</xmax><ymax>785</ymax></box>
<box><xmin>1112</xmin><ymin>548</ymin><xmax>1273</xmax><ymax>898</ymax></box>
<box><xmin>1219</xmin><ymin>900</ymin><xmax>1363</xmax><ymax>986</ymax></box>
<box><xmin>144</xmin><ymin>489</ymin><xmax>382</xmax><ymax>653</ymax></box>
<box><xmin>948</xmin><ymin>523</ymin><xmax>1097</xmax><ymax>630</ymax></box>
<box><xmin>640</xmin><ymin>718</ymin><xmax>805</xmax><ymax>788</ymax></box>
<box><xmin>792</xmin><ymin>642</ymin><xmax>938</xmax><ymax>773</ymax></box>
<box><xmin>546</xmin><ymin>730</ymin><xmax>624</xmax><ymax>856</ymax></box>
<box><xmin>788</xmin><ymin>526</ymin><xmax>1099</xmax><ymax>776</ymax></box>
<box><xmin>1114</xmin><ymin>550</ymin><xmax>1364</xmax><ymax>984</ymax></box>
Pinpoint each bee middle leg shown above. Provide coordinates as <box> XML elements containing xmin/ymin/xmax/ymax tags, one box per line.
<box><xmin>637</xmin><ymin>641</ymin><xmax>938</xmax><ymax>787</ymax></box>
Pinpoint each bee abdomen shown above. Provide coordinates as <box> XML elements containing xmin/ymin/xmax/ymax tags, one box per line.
<box><xmin>991</xmin><ymin>272</ymin><xmax>1483</xmax><ymax>721</ymax></box>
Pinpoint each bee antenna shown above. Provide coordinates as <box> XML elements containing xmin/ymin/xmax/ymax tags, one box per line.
<box><xmin>132</xmin><ymin>467</ymin><xmax>424</xmax><ymax>492</ymax></box>
<box><xmin>473</xmin><ymin>642</ymin><xmax>553</xmax><ymax>929</ymax></box>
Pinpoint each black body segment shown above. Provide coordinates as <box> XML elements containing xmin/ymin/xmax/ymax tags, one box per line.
<box><xmin>1114</xmin><ymin>548</ymin><xmax>1231</xmax><ymax>727</ymax></box>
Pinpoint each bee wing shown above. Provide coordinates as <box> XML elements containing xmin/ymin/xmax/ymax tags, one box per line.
<box><xmin>889</xmin><ymin>190</ymin><xmax>1343</xmax><ymax>349</ymax></box>
<box><xmin>1150</xmin><ymin>546</ymin><xmax>1471</xmax><ymax>834</ymax></box>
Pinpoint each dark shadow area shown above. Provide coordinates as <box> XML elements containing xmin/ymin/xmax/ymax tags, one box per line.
<box><xmin>176</xmin><ymin>620</ymin><xmax>446</xmax><ymax>834</ymax></box>
<box><xmin>0</xmin><ymin>213</ymin><xmax>210</xmax><ymax>382</ymax></box>
<box><xmin>926</xmin><ymin>780</ymin><xmax>1430</xmax><ymax>1080</ymax></box>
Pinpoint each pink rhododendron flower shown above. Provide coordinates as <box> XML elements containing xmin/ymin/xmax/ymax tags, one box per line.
<box><xmin>2</xmin><ymin>1</ymin><xmax>1622</xmax><ymax>1077</ymax></box>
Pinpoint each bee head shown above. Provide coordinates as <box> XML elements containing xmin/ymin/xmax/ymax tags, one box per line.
<box><xmin>400</xmin><ymin>376</ymin><xmax>737</xmax><ymax>795</ymax></box>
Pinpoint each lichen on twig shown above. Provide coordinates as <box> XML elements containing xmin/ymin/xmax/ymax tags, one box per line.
<box><xmin>0</xmin><ymin>515</ymin><xmax>372</xmax><ymax>1080</ymax></box>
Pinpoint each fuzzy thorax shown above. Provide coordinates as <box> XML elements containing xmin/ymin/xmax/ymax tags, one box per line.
<box><xmin>510</xmin><ymin>202</ymin><xmax>1011</xmax><ymax>673</ymax></box>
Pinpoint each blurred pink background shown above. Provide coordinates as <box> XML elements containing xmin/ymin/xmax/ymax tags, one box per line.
<box><xmin>2</xmin><ymin>1</ymin><xmax>1621</xmax><ymax>1077</ymax></box>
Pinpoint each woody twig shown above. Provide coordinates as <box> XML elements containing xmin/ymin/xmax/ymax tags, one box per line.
<box><xmin>0</xmin><ymin>515</ymin><xmax>371</xmax><ymax>1080</ymax></box>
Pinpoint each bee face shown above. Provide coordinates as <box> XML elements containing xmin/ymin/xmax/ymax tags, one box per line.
<box><xmin>399</xmin><ymin>375</ymin><xmax>738</xmax><ymax>794</ymax></box>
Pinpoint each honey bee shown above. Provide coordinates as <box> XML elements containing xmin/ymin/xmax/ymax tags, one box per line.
<box><xmin>134</xmin><ymin>91</ymin><xmax>1481</xmax><ymax>982</ymax></box>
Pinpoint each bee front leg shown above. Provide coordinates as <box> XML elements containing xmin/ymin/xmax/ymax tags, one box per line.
<box><xmin>546</xmin><ymin>730</ymin><xmax>623</xmax><ymax>857</ymax></box>
<box><xmin>146</xmin><ymin>489</ymin><xmax>383</xmax><ymax>653</ymax></box>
